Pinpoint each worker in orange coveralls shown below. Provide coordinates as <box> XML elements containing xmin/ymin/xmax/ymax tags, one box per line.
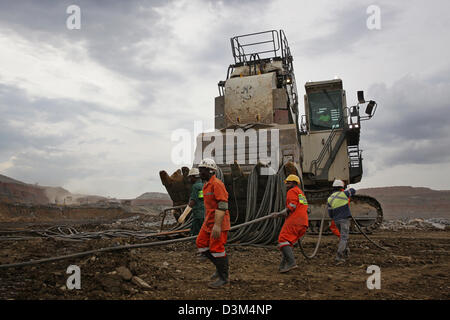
<box><xmin>195</xmin><ymin>158</ymin><xmax>231</xmax><ymax>288</ymax></box>
<box><xmin>329</xmin><ymin>220</ymin><xmax>341</xmax><ymax>238</ymax></box>
<box><xmin>274</xmin><ymin>174</ymin><xmax>309</xmax><ymax>273</ymax></box>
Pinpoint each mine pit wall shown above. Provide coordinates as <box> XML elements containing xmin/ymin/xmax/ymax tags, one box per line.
<box><xmin>0</xmin><ymin>202</ymin><xmax>133</xmax><ymax>223</ymax></box>
<box><xmin>0</xmin><ymin>182</ymin><xmax>49</xmax><ymax>205</ymax></box>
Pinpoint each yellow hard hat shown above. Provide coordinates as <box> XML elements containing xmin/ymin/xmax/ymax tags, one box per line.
<box><xmin>285</xmin><ymin>174</ymin><xmax>300</xmax><ymax>185</ymax></box>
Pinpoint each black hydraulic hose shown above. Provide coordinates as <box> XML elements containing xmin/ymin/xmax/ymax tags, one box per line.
<box><xmin>351</xmin><ymin>216</ymin><xmax>388</xmax><ymax>251</ymax></box>
<box><xmin>231</xmin><ymin>177</ymin><xmax>240</xmax><ymax>224</ymax></box>
<box><xmin>0</xmin><ymin>211</ymin><xmax>281</xmax><ymax>269</ymax></box>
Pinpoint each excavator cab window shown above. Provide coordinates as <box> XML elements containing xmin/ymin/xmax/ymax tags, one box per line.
<box><xmin>308</xmin><ymin>89</ymin><xmax>343</xmax><ymax>131</ymax></box>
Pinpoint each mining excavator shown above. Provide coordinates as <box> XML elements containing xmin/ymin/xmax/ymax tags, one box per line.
<box><xmin>160</xmin><ymin>30</ymin><xmax>383</xmax><ymax>238</ymax></box>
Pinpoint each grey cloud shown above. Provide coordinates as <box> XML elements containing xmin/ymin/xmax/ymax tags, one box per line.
<box><xmin>299</xmin><ymin>2</ymin><xmax>399</xmax><ymax>57</ymax></box>
<box><xmin>363</xmin><ymin>71</ymin><xmax>450</xmax><ymax>166</ymax></box>
<box><xmin>0</xmin><ymin>0</ymin><xmax>166</xmax><ymax>80</ymax></box>
<box><xmin>0</xmin><ymin>83</ymin><xmax>133</xmax><ymax>163</ymax></box>
<box><xmin>0</xmin><ymin>85</ymin><xmax>79</xmax><ymax>152</ymax></box>
<box><xmin>3</xmin><ymin>149</ymin><xmax>97</xmax><ymax>187</ymax></box>
<box><xmin>0</xmin><ymin>0</ymin><xmax>275</xmax><ymax>82</ymax></box>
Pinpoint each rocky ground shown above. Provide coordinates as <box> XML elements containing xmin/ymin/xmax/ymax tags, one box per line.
<box><xmin>0</xmin><ymin>222</ymin><xmax>448</xmax><ymax>300</ymax></box>
<box><xmin>379</xmin><ymin>218</ymin><xmax>449</xmax><ymax>231</ymax></box>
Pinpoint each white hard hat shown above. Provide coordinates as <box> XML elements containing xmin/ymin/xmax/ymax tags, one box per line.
<box><xmin>332</xmin><ymin>179</ymin><xmax>345</xmax><ymax>188</ymax></box>
<box><xmin>198</xmin><ymin>158</ymin><xmax>217</xmax><ymax>171</ymax></box>
<box><xmin>188</xmin><ymin>168</ymin><xmax>200</xmax><ymax>177</ymax></box>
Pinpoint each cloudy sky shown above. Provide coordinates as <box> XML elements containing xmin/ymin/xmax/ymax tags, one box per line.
<box><xmin>0</xmin><ymin>0</ymin><xmax>449</xmax><ymax>198</ymax></box>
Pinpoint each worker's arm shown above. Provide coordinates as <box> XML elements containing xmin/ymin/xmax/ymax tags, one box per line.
<box><xmin>327</xmin><ymin>201</ymin><xmax>333</xmax><ymax>218</ymax></box>
<box><xmin>211</xmin><ymin>182</ymin><xmax>229</xmax><ymax>239</ymax></box>
<box><xmin>345</xmin><ymin>188</ymin><xmax>356</xmax><ymax>198</ymax></box>
<box><xmin>286</xmin><ymin>202</ymin><xmax>297</xmax><ymax>214</ymax></box>
<box><xmin>328</xmin><ymin>207</ymin><xmax>333</xmax><ymax>219</ymax></box>
<box><xmin>179</xmin><ymin>184</ymin><xmax>201</xmax><ymax>224</ymax></box>
<box><xmin>285</xmin><ymin>189</ymin><xmax>298</xmax><ymax>215</ymax></box>
<box><xmin>212</xmin><ymin>207</ymin><xmax>226</xmax><ymax>239</ymax></box>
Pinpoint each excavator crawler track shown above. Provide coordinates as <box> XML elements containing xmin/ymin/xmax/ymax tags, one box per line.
<box><xmin>306</xmin><ymin>194</ymin><xmax>383</xmax><ymax>235</ymax></box>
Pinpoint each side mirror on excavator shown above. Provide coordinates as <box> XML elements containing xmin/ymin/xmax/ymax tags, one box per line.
<box><xmin>365</xmin><ymin>100</ymin><xmax>376</xmax><ymax>116</ymax></box>
<box><xmin>357</xmin><ymin>91</ymin><xmax>378</xmax><ymax>120</ymax></box>
<box><xmin>358</xmin><ymin>100</ymin><xmax>377</xmax><ymax>121</ymax></box>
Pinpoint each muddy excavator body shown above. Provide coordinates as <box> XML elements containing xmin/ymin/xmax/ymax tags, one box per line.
<box><xmin>160</xmin><ymin>30</ymin><xmax>383</xmax><ymax>235</ymax></box>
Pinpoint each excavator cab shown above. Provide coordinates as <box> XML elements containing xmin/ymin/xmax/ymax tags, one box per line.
<box><xmin>305</xmin><ymin>80</ymin><xmax>344</xmax><ymax>132</ymax></box>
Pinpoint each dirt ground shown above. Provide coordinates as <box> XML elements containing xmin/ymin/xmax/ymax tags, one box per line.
<box><xmin>0</xmin><ymin>225</ymin><xmax>448</xmax><ymax>300</ymax></box>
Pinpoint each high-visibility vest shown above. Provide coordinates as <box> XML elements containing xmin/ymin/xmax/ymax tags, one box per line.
<box><xmin>287</xmin><ymin>190</ymin><xmax>308</xmax><ymax>211</ymax></box>
<box><xmin>298</xmin><ymin>193</ymin><xmax>308</xmax><ymax>205</ymax></box>
<box><xmin>327</xmin><ymin>191</ymin><xmax>349</xmax><ymax>210</ymax></box>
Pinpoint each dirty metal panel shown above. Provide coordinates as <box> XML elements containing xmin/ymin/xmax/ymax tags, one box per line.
<box><xmin>230</xmin><ymin>60</ymin><xmax>283</xmax><ymax>78</ymax></box>
<box><xmin>194</xmin><ymin>124</ymin><xmax>300</xmax><ymax>175</ymax></box>
<box><xmin>300</xmin><ymin>130</ymin><xmax>349</xmax><ymax>182</ymax></box>
<box><xmin>224</xmin><ymin>73</ymin><xmax>276</xmax><ymax>126</ymax></box>
<box><xmin>274</xmin><ymin>109</ymin><xmax>289</xmax><ymax>124</ymax></box>
<box><xmin>215</xmin><ymin>96</ymin><xmax>225</xmax><ymax>129</ymax></box>
<box><xmin>273</xmin><ymin>88</ymin><xmax>287</xmax><ymax>109</ymax></box>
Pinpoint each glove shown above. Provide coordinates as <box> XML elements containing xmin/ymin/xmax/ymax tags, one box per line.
<box><xmin>178</xmin><ymin>206</ymin><xmax>192</xmax><ymax>224</ymax></box>
<box><xmin>212</xmin><ymin>224</ymin><xmax>222</xmax><ymax>239</ymax></box>
<box><xmin>271</xmin><ymin>208</ymin><xmax>287</xmax><ymax>218</ymax></box>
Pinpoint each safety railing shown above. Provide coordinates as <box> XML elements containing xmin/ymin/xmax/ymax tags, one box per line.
<box><xmin>310</xmin><ymin>107</ymin><xmax>349</xmax><ymax>176</ymax></box>
<box><xmin>230</xmin><ymin>30</ymin><xmax>281</xmax><ymax>64</ymax></box>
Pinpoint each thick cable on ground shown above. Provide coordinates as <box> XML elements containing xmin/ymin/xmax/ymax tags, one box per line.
<box><xmin>0</xmin><ymin>210</ymin><xmax>281</xmax><ymax>269</ymax></box>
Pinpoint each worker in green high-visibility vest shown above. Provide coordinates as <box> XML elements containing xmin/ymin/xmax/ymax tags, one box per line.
<box><xmin>178</xmin><ymin>168</ymin><xmax>205</xmax><ymax>236</ymax></box>
<box><xmin>327</xmin><ymin>179</ymin><xmax>356</xmax><ymax>264</ymax></box>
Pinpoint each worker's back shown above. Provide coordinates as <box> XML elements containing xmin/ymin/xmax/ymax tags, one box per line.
<box><xmin>327</xmin><ymin>188</ymin><xmax>356</xmax><ymax>221</ymax></box>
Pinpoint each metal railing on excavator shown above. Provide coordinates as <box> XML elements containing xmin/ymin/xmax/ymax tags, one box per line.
<box><xmin>309</xmin><ymin>107</ymin><xmax>350</xmax><ymax>179</ymax></box>
<box><xmin>231</xmin><ymin>30</ymin><xmax>281</xmax><ymax>64</ymax></box>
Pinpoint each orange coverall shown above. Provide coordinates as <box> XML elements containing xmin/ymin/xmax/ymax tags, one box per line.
<box><xmin>195</xmin><ymin>175</ymin><xmax>230</xmax><ymax>257</ymax></box>
<box><xmin>278</xmin><ymin>185</ymin><xmax>309</xmax><ymax>248</ymax></box>
<box><xmin>330</xmin><ymin>220</ymin><xmax>341</xmax><ymax>238</ymax></box>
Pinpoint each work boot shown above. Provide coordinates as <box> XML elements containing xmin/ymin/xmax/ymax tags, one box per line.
<box><xmin>202</xmin><ymin>250</ymin><xmax>215</xmax><ymax>263</ymax></box>
<box><xmin>278</xmin><ymin>252</ymin><xmax>287</xmax><ymax>272</ymax></box>
<box><xmin>208</xmin><ymin>256</ymin><xmax>229</xmax><ymax>288</ymax></box>
<box><xmin>202</xmin><ymin>251</ymin><xmax>220</xmax><ymax>280</ymax></box>
<box><xmin>335</xmin><ymin>252</ymin><xmax>346</xmax><ymax>265</ymax></box>
<box><xmin>210</xmin><ymin>271</ymin><xmax>219</xmax><ymax>280</ymax></box>
<box><xmin>279</xmin><ymin>246</ymin><xmax>298</xmax><ymax>273</ymax></box>
<box><xmin>344</xmin><ymin>247</ymin><xmax>350</xmax><ymax>259</ymax></box>
<box><xmin>196</xmin><ymin>252</ymin><xmax>207</xmax><ymax>262</ymax></box>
